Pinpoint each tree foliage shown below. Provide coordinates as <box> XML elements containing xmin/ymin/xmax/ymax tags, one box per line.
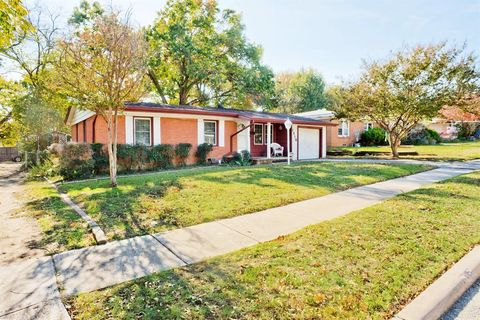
<box><xmin>58</xmin><ymin>11</ymin><xmax>147</xmax><ymax>187</ymax></box>
<box><xmin>146</xmin><ymin>0</ymin><xmax>275</xmax><ymax>108</ymax></box>
<box><xmin>332</xmin><ymin>43</ymin><xmax>478</xmax><ymax>157</ymax></box>
<box><xmin>271</xmin><ymin>69</ymin><xmax>328</xmax><ymax>113</ymax></box>
<box><xmin>0</xmin><ymin>0</ymin><xmax>32</xmax><ymax>50</ymax></box>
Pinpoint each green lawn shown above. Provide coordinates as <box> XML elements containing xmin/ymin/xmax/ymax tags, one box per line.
<box><xmin>69</xmin><ymin>171</ymin><xmax>480</xmax><ymax>320</ymax></box>
<box><xmin>21</xmin><ymin>181</ymin><xmax>95</xmax><ymax>254</ymax></box>
<box><xmin>331</xmin><ymin>141</ymin><xmax>480</xmax><ymax>161</ymax></box>
<box><xmin>60</xmin><ymin>162</ymin><xmax>427</xmax><ymax>241</ymax></box>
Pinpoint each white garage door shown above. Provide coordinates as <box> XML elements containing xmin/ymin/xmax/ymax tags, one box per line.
<box><xmin>298</xmin><ymin>127</ymin><xmax>320</xmax><ymax>160</ymax></box>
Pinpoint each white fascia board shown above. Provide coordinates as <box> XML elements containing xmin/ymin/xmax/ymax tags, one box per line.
<box><xmin>123</xmin><ymin>111</ymin><xmax>237</xmax><ymax>122</ymax></box>
<box><xmin>72</xmin><ymin>109</ymin><xmax>96</xmax><ymax>125</ymax></box>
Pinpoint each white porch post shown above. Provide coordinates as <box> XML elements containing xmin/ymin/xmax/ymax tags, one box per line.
<box><xmin>284</xmin><ymin>118</ymin><xmax>292</xmax><ymax>165</ymax></box>
<box><xmin>266</xmin><ymin>122</ymin><xmax>271</xmax><ymax>159</ymax></box>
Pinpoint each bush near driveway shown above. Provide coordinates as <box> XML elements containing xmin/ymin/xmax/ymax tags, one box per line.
<box><xmin>60</xmin><ymin>162</ymin><xmax>427</xmax><ymax>242</ymax></box>
<box><xmin>69</xmin><ymin>172</ymin><xmax>480</xmax><ymax>320</ymax></box>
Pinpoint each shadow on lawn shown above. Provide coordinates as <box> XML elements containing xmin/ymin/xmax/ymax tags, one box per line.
<box><xmin>65</xmin><ymin>163</ymin><xmax>417</xmax><ymax>241</ymax></box>
<box><xmin>25</xmin><ymin>188</ymin><xmax>94</xmax><ymax>253</ymax></box>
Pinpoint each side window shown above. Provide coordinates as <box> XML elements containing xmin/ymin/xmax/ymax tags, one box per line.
<box><xmin>254</xmin><ymin>124</ymin><xmax>263</xmax><ymax>145</ymax></box>
<box><xmin>134</xmin><ymin>118</ymin><xmax>151</xmax><ymax>145</ymax></box>
<box><xmin>338</xmin><ymin>120</ymin><xmax>350</xmax><ymax>137</ymax></box>
<box><xmin>204</xmin><ymin>121</ymin><xmax>217</xmax><ymax>145</ymax></box>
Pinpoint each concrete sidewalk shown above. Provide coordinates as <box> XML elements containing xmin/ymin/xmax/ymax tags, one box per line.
<box><xmin>52</xmin><ymin>166</ymin><xmax>474</xmax><ymax>296</ymax></box>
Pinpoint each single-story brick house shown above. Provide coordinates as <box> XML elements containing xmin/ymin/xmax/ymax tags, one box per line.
<box><xmin>297</xmin><ymin>109</ymin><xmax>374</xmax><ymax>147</ymax></box>
<box><xmin>66</xmin><ymin>103</ymin><xmax>335</xmax><ymax>163</ymax></box>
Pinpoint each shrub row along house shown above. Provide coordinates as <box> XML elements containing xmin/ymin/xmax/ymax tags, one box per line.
<box><xmin>66</xmin><ymin>103</ymin><xmax>335</xmax><ymax>163</ymax></box>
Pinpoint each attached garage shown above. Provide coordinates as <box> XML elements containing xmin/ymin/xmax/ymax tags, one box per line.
<box><xmin>297</xmin><ymin>127</ymin><xmax>324</xmax><ymax>160</ymax></box>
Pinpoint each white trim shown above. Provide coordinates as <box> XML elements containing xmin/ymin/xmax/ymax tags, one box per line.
<box><xmin>321</xmin><ymin>126</ymin><xmax>327</xmax><ymax>158</ymax></box>
<box><xmin>124</xmin><ymin>111</ymin><xmax>236</xmax><ymax>122</ymax></box>
<box><xmin>218</xmin><ymin>120</ymin><xmax>225</xmax><ymax>147</ymax></box>
<box><xmin>153</xmin><ymin>116</ymin><xmax>161</xmax><ymax>145</ymax></box>
<box><xmin>134</xmin><ymin>117</ymin><xmax>152</xmax><ymax>146</ymax></box>
<box><xmin>197</xmin><ymin>119</ymin><xmax>204</xmax><ymax>145</ymax></box>
<box><xmin>72</xmin><ymin>109</ymin><xmax>96</xmax><ymax>125</ymax></box>
<box><xmin>253</xmin><ymin>123</ymin><xmax>263</xmax><ymax>145</ymax></box>
<box><xmin>125</xmin><ymin>115</ymin><xmax>134</xmax><ymax>144</ymax></box>
<box><xmin>266</xmin><ymin>122</ymin><xmax>271</xmax><ymax>159</ymax></box>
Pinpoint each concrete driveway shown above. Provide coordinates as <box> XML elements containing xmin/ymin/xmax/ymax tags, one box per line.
<box><xmin>0</xmin><ymin>162</ymin><xmax>44</xmax><ymax>266</ymax></box>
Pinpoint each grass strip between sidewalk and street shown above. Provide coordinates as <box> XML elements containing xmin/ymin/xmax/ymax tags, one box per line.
<box><xmin>68</xmin><ymin>171</ymin><xmax>480</xmax><ymax>319</ymax></box>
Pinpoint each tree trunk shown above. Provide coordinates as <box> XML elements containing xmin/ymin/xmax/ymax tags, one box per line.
<box><xmin>106</xmin><ymin>114</ymin><xmax>117</xmax><ymax>187</ymax></box>
<box><xmin>147</xmin><ymin>69</ymin><xmax>168</xmax><ymax>104</ymax></box>
<box><xmin>36</xmin><ymin>136</ymin><xmax>40</xmax><ymax>165</ymax></box>
<box><xmin>388</xmin><ymin>133</ymin><xmax>401</xmax><ymax>159</ymax></box>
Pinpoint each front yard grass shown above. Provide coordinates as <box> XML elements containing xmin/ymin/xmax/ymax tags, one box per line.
<box><xmin>21</xmin><ymin>181</ymin><xmax>95</xmax><ymax>254</ymax></box>
<box><xmin>69</xmin><ymin>171</ymin><xmax>480</xmax><ymax>320</ymax></box>
<box><xmin>60</xmin><ymin>162</ymin><xmax>427</xmax><ymax>241</ymax></box>
<box><xmin>331</xmin><ymin>140</ymin><xmax>480</xmax><ymax>161</ymax></box>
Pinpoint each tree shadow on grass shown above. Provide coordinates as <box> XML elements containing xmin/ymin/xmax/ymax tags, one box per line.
<box><xmin>25</xmin><ymin>194</ymin><xmax>95</xmax><ymax>254</ymax></box>
<box><xmin>86</xmin><ymin>179</ymin><xmax>184</xmax><ymax>240</ymax></box>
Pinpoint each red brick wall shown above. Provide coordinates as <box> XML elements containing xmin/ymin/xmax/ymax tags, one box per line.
<box><xmin>71</xmin><ymin>115</ymin><xmax>125</xmax><ymax>144</ymax></box>
<box><xmin>327</xmin><ymin>120</ymin><xmax>365</xmax><ymax>147</ymax></box>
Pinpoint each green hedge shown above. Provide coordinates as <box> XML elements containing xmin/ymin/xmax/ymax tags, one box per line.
<box><xmin>57</xmin><ymin>143</ymin><xmax>212</xmax><ymax>180</ymax></box>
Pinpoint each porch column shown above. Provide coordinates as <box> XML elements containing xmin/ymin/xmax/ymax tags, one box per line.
<box><xmin>267</xmin><ymin>122</ymin><xmax>271</xmax><ymax>159</ymax></box>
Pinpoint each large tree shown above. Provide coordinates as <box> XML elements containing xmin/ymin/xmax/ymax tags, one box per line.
<box><xmin>59</xmin><ymin>12</ymin><xmax>147</xmax><ymax>187</ymax></box>
<box><xmin>146</xmin><ymin>0</ymin><xmax>275</xmax><ymax>108</ymax></box>
<box><xmin>333</xmin><ymin>43</ymin><xmax>478</xmax><ymax>157</ymax></box>
<box><xmin>271</xmin><ymin>69</ymin><xmax>328</xmax><ymax>113</ymax></box>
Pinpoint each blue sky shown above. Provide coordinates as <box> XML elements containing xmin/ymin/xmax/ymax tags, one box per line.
<box><xmin>23</xmin><ymin>0</ymin><xmax>480</xmax><ymax>84</ymax></box>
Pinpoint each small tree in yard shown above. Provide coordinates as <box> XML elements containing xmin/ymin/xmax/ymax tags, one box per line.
<box><xmin>59</xmin><ymin>12</ymin><xmax>147</xmax><ymax>186</ymax></box>
<box><xmin>333</xmin><ymin>43</ymin><xmax>478</xmax><ymax>158</ymax></box>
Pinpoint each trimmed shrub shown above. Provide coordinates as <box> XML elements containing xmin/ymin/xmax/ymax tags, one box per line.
<box><xmin>132</xmin><ymin>144</ymin><xmax>149</xmax><ymax>171</ymax></box>
<box><xmin>175</xmin><ymin>143</ymin><xmax>192</xmax><ymax>167</ymax></box>
<box><xmin>360</xmin><ymin>128</ymin><xmax>387</xmax><ymax>146</ymax></box>
<box><xmin>117</xmin><ymin>144</ymin><xmax>136</xmax><ymax>172</ymax></box>
<box><xmin>222</xmin><ymin>150</ymin><xmax>251</xmax><ymax>166</ymax></box>
<box><xmin>403</xmin><ymin>127</ymin><xmax>443</xmax><ymax>145</ymax></box>
<box><xmin>195</xmin><ymin>143</ymin><xmax>213</xmax><ymax>165</ymax></box>
<box><xmin>456</xmin><ymin>122</ymin><xmax>480</xmax><ymax>139</ymax></box>
<box><xmin>149</xmin><ymin>144</ymin><xmax>175</xmax><ymax>169</ymax></box>
<box><xmin>91</xmin><ymin>143</ymin><xmax>109</xmax><ymax>174</ymax></box>
<box><xmin>59</xmin><ymin>143</ymin><xmax>94</xmax><ymax>180</ymax></box>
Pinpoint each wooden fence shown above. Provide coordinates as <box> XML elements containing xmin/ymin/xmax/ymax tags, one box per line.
<box><xmin>0</xmin><ymin>147</ymin><xmax>20</xmax><ymax>162</ymax></box>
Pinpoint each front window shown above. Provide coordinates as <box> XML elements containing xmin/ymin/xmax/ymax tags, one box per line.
<box><xmin>134</xmin><ymin>118</ymin><xmax>151</xmax><ymax>145</ymax></box>
<box><xmin>338</xmin><ymin>120</ymin><xmax>350</xmax><ymax>137</ymax></box>
<box><xmin>364</xmin><ymin>122</ymin><xmax>373</xmax><ymax>131</ymax></box>
<box><xmin>254</xmin><ymin>124</ymin><xmax>263</xmax><ymax>145</ymax></box>
<box><xmin>204</xmin><ymin>120</ymin><xmax>217</xmax><ymax>145</ymax></box>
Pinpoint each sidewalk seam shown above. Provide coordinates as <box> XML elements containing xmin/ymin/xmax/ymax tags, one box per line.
<box><xmin>215</xmin><ymin>221</ymin><xmax>261</xmax><ymax>243</ymax></box>
<box><xmin>149</xmin><ymin>234</ymin><xmax>189</xmax><ymax>265</ymax></box>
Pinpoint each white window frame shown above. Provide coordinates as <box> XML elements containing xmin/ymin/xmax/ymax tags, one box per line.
<box><xmin>364</xmin><ymin>122</ymin><xmax>374</xmax><ymax>131</ymax></box>
<box><xmin>338</xmin><ymin>120</ymin><xmax>350</xmax><ymax>137</ymax></box>
<box><xmin>134</xmin><ymin>117</ymin><xmax>152</xmax><ymax>146</ymax></box>
<box><xmin>253</xmin><ymin>123</ymin><xmax>264</xmax><ymax>145</ymax></box>
<box><xmin>203</xmin><ymin>120</ymin><xmax>217</xmax><ymax>146</ymax></box>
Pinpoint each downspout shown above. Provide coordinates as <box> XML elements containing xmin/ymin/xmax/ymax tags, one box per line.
<box><xmin>92</xmin><ymin>115</ymin><xmax>98</xmax><ymax>143</ymax></box>
<box><xmin>229</xmin><ymin>122</ymin><xmax>254</xmax><ymax>153</ymax></box>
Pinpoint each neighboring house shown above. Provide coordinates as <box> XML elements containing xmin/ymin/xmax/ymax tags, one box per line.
<box><xmin>426</xmin><ymin>106</ymin><xmax>480</xmax><ymax>140</ymax></box>
<box><xmin>65</xmin><ymin>103</ymin><xmax>335</xmax><ymax>163</ymax></box>
<box><xmin>297</xmin><ymin>109</ymin><xmax>373</xmax><ymax>147</ymax></box>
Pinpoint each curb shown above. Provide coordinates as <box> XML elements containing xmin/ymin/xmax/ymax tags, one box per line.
<box><xmin>45</xmin><ymin>179</ymin><xmax>107</xmax><ymax>245</ymax></box>
<box><xmin>393</xmin><ymin>246</ymin><xmax>480</xmax><ymax>320</ymax></box>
